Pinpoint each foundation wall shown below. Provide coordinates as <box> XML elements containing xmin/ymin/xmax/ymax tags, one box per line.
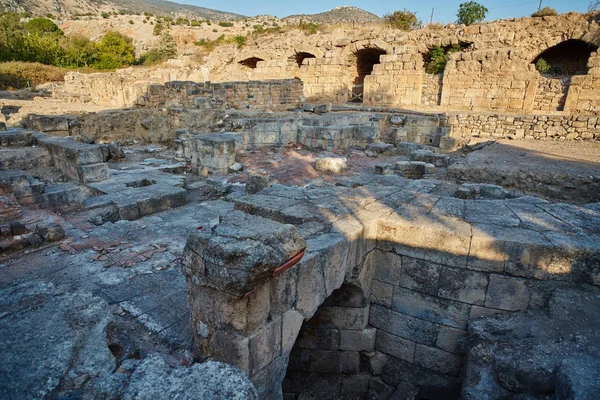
<box><xmin>137</xmin><ymin>79</ymin><xmax>303</xmax><ymax>111</ymax></box>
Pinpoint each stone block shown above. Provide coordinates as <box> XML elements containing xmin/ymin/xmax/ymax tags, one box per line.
<box><xmin>371</xmin><ymin>279</ymin><xmax>394</xmax><ymax>307</ymax></box>
<box><xmin>392</xmin><ymin>287</ymin><xmax>470</xmax><ymax>329</ymax></box>
<box><xmin>248</xmin><ymin>317</ymin><xmax>282</xmax><ymax>375</ymax></box>
<box><xmin>398</xmin><ymin>257</ymin><xmax>441</xmax><ymax>295</ymax></box>
<box><xmin>372</xmin><ymin>250</ymin><xmax>403</xmax><ymax>285</ymax></box>
<box><xmin>376</xmin><ymin>330</ymin><xmax>416</xmax><ymax>362</ymax></box>
<box><xmin>315</xmin><ymin>305</ymin><xmax>370</xmax><ymax>330</ymax></box>
<box><xmin>369</xmin><ymin>304</ymin><xmax>438</xmax><ymax>346</ymax></box>
<box><xmin>438</xmin><ymin>267</ymin><xmax>489</xmax><ymax>305</ymax></box>
<box><xmin>375</xmin><ymin>163</ymin><xmax>393</xmax><ymax>175</ymax></box>
<box><xmin>339</xmin><ymin>328</ymin><xmax>376</xmax><ymax>351</ymax></box>
<box><xmin>296</xmin><ymin>327</ymin><xmax>339</xmax><ymax>350</ymax></box>
<box><xmin>410</xmin><ymin>150</ymin><xmax>450</xmax><ymax>167</ymax></box>
<box><xmin>315</xmin><ymin>157</ymin><xmax>347</xmax><ymax>173</ymax></box>
<box><xmin>436</xmin><ymin>326</ymin><xmax>467</xmax><ymax>355</ymax></box>
<box><xmin>77</xmin><ymin>163</ymin><xmax>110</xmax><ymax>183</ymax></box>
<box><xmin>414</xmin><ymin>344</ymin><xmax>462</xmax><ymax>376</ymax></box>
<box><xmin>485</xmin><ymin>274</ymin><xmax>531</xmax><ymax>311</ymax></box>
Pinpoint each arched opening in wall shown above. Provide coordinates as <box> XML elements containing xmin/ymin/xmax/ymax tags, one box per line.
<box><xmin>352</xmin><ymin>48</ymin><xmax>387</xmax><ymax>103</ymax></box>
<box><xmin>533</xmin><ymin>39</ymin><xmax>598</xmax><ymax>76</ymax></box>
<box><xmin>293</xmin><ymin>52</ymin><xmax>316</xmax><ymax>67</ymax></box>
<box><xmin>238</xmin><ymin>57</ymin><xmax>264</xmax><ymax>69</ymax></box>
<box><xmin>282</xmin><ymin>283</ymin><xmax>372</xmax><ymax>398</ymax></box>
<box><xmin>532</xmin><ymin>40</ymin><xmax>598</xmax><ymax>111</ymax></box>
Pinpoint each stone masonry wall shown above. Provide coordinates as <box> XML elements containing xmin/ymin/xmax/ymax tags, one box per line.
<box><xmin>137</xmin><ymin>79</ymin><xmax>303</xmax><ymax>112</ymax></box>
<box><xmin>534</xmin><ymin>76</ymin><xmax>570</xmax><ymax>112</ymax></box>
<box><xmin>422</xmin><ymin>73</ymin><xmax>443</xmax><ymax>107</ymax></box>
<box><xmin>443</xmin><ymin>112</ymin><xmax>599</xmax><ymax>140</ymax></box>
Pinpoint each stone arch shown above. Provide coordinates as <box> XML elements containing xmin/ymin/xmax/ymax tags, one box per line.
<box><xmin>532</xmin><ymin>39</ymin><xmax>598</xmax><ymax>75</ymax></box>
<box><xmin>238</xmin><ymin>57</ymin><xmax>265</xmax><ymax>69</ymax></box>
<box><xmin>282</xmin><ymin>283</ymin><xmax>372</xmax><ymax>398</ymax></box>
<box><xmin>292</xmin><ymin>51</ymin><xmax>317</xmax><ymax>67</ymax></box>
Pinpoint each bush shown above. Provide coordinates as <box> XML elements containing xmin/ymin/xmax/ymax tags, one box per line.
<box><xmin>535</xmin><ymin>58</ymin><xmax>552</xmax><ymax>73</ymax></box>
<box><xmin>101</xmin><ymin>12</ymin><xmax>110</xmax><ymax>19</ymax></box>
<box><xmin>191</xmin><ymin>20</ymin><xmax>203</xmax><ymax>26</ymax></box>
<box><xmin>24</xmin><ymin>18</ymin><xmax>63</xmax><ymax>36</ymax></box>
<box><xmin>0</xmin><ymin>62</ymin><xmax>65</xmax><ymax>89</ymax></box>
<box><xmin>298</xmin><ymin>20</ymin><xmax>319</xmax><ymax>35</ymax></box>
<box><xmin>153</xmin><ymin>22</ymin><xmax>165</xmax><ymax>36</ymax></box>
<box><xmin>129</xmin><ymin>20</ymin><xmax>134</xmax><ymax>24</ymax></box>
<box><xmin>456</xmin><ymin>2</ymin><xmax>488</xmax><ymax>25</ymax></box>
<box><xmin>218</xmin><ymin>21</ymin><xmax>234</xmax><ymax>27</ymax></box>
<box><xmin>138</xmin><ymin>32</ymin><xmax>177</xmax><ymax>65</ymax></box>
<box><xmin>383</xmin><ymin>9</ymin><xmax>422</xmax><ymax>31</ymax></box>
<box><xmin>531</xmin><ymin>7</ymin><xmax>558</xmax><ymax>17</ymax></box>
<box><xmin>233</xmin><ymin>35</ymin><xmax>246</xmax><ymax>48</ymax></box>
<box><xmin>425</xmin><ymin>44</ymin><xmax>464</xmax><ymax>74</ymax></box>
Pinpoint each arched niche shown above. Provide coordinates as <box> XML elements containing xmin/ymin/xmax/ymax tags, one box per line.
<box><xmin>238</xmin><ymin>57</ymin><xmax>265</xmax><ymax>69</ymax></box>
<box><xmin>292</xmin><ymin>52</ymin><xmax>317</xmax><ymax>67</ymax></box>
<box><xmin>533</xmin><ymin>39</ymin><xmax>598</xmax><ymax>76</ymax></box>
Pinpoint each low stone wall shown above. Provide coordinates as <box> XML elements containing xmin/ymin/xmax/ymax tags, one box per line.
<box><xmin>138</xmin><ymin>79</ymin><xmax>303</xmax><ymax>112</ymax></box>
<box><xmin>443</xmin><ymin>112</ymin><xmax>599</xmax><ymax>140</ymax></box>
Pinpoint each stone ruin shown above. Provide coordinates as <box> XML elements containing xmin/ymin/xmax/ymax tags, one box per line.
<box><xmin>1</xmin><ymin>11</ymin><xmax>600</xmax><ymax>400</ymax></box>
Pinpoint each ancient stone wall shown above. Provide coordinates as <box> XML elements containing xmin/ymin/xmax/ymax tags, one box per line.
<box><xmin>443</xmin><ymin>112</ymin><xmax>599</xmax><ymax>140</ymax></box>
<box><xmin>422</xmin><ymin>73</ymin><xmax>443</xmax><ymax>107</ymax></box>
<box><xmin>137</xmin><ymin>80</ymin><xmax>303</xmax><ymax>112</ymax></box>
<box><xmin>534</xmin><ymin>76</ymin><xmax>570</xmax><ymax>111</ymax></box>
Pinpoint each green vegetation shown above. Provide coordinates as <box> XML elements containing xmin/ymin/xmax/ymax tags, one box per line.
<box><xmin>456</xmin><ymin>2</ymin><xmax>488</xmax><ymax>25</ymax></box>
<box><xmin>531</xmin><ymin>7</ymin><xmax>558</xmax><ymax>17</ymax></box>
<box><xmin>137</xmin><ymin>32</ymin><xmax>177</xmax><ymax>65</ymax></box>
<box><xmin>153</xmin><ymin>22</ymin><xmax>166</xmax><ymax>36</ymax></box>
<box><xmin>425</xmin><ymin>44</ymin><xmax>465</xmax><ymax>74</ymax></box>
<box><xmin>383</xmin><ymin>9</ymin><xmax>422</xmax><ymax>31</ymax></box>
<box><xmin>0</xmin><ymin>13</ymin><xmax>137</xmax><ymax>72</ymax></box>
<box><xmin>233</xmin><ymin>35</ymin><xmax>246</xmax><ymax>48</ymax></box>
<box><xmin>298</xmin><ymin>20</ymin><xmax>320</xmax><ymax>35</ymax></box>
<box><xmin>535</xmin><ymin>58</ymin><xmax>552</xmax><ymax>73</ymax></box>
<box><xmin>218</xmin><ymin>21</ymin><xmax>234</xmax><ymax>27</ymax></box>
<box><xmin>101</xmin><ymin>12</ymin><xmax>110</xmax><ymax>19</ymax></box>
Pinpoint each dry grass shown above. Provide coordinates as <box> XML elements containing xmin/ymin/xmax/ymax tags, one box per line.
<box><xmin>0</xmin><ymin>62</ymin><xmax>67</xmax><ymax>90</ymax></box>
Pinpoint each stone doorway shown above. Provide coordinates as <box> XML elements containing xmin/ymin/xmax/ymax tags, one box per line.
<box><xmin>352</xmin><ymin>48</ymin><xmax>386</xmax><ymax>103</ymax></box>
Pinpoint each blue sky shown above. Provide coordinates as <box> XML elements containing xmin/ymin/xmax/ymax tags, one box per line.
<box><xmin>179</xmin><ymin>0</ymin><xmax>597</xmax><ymax>22</ymax></box>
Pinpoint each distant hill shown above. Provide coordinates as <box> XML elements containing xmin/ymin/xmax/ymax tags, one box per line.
<box><xmin>283</xmin><ymin>6</ymin><xmax>381</xmax><ymax>24</ymax></box>
<box><xmin>0</xmin><ymin>0</ymin><xmax>244</xmax><ymax>20</ymax></box>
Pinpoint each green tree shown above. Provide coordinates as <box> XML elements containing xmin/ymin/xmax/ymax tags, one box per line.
<box><xmin>59</xmin><ymin>34</ymin><xmax>98</xmax><ymax>68</ymax></box>
<box><xmin>383</xmin><ymin>9</ymin><xmax>422</xmax><ymax>31</ymax></box>
<box><xmin>93</xmin><ymin>31</ymin><xmax>135</xmax><ymax>69</ymax></box>
<box><xmin>456</xmin><ymin>2</ymin><xmax>488</xmax><ymax>26</ymax></box>
<box><xmin>0</xmin><ymin>12</ymin><xmax>27</xmax><ymax>61</ymax></box>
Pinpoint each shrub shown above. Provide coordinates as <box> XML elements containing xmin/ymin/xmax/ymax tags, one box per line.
<box><xmin>531</xmin><ymin>7</ymin><xmax>558</xmax><ymax>17</ymax></box>
<box><xmin>153</xmin><ymin>22</ymin><xmax>165</xmax><ymax>36</ymax></box>
<box><xmin>456</xmin><ymin>2</ymin><xmax>488</xmax><ymax>25</ymax></box>
<box><xmin>129</xmin><ymin>20</ymin><xmax>134</xmax><ymax>24</ymax></box>
<box><xmin>233</xmin><ymin>35</ymin><xmax>246</xmax><ymax>48</ymax></box>
<box><xmin>138</xmin><ymin>32</ymin><xmax>177</xmax><ymax>65</ymax></box>
<box><xmin>298</xmin><ymin>20</ymin><xmax>320</xmax><ymax>35</ymax></box>
<box><xmin>383</xmin><ymin>9</ymin><xmax>422</xmax><ymax>31</ymax></box>
<box><xmin>191</xmin><ymin>20</ymin><xmax>202</xmax><ymax>26</ymax></box>
<box><xmin>219</xmin><ymin>21</ymin><xmax>234</xmax><ymax>27</ymax></box>
<box><xmin>101</xmin><ymin>12</ymin><xmax>110</xmax><ymax>19</ymax></box>
<box><xmin>24</xmin><ymin>18</ymin><xmax>63</xmax><ymax>36</ymax></box>
<box><xmin>425</xmin><ymin>44</ymin><xmax>464</xmax><ymax>74</ymax></box>
<box><xmin>0</xmin><ymin>61</ymin><xmax>65</xmax><ymax>89</ymax></box>
<box><xmin>535</xmin><ymin>58</ymin><xmax>552</xmax><ymax>73</ymax></box>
